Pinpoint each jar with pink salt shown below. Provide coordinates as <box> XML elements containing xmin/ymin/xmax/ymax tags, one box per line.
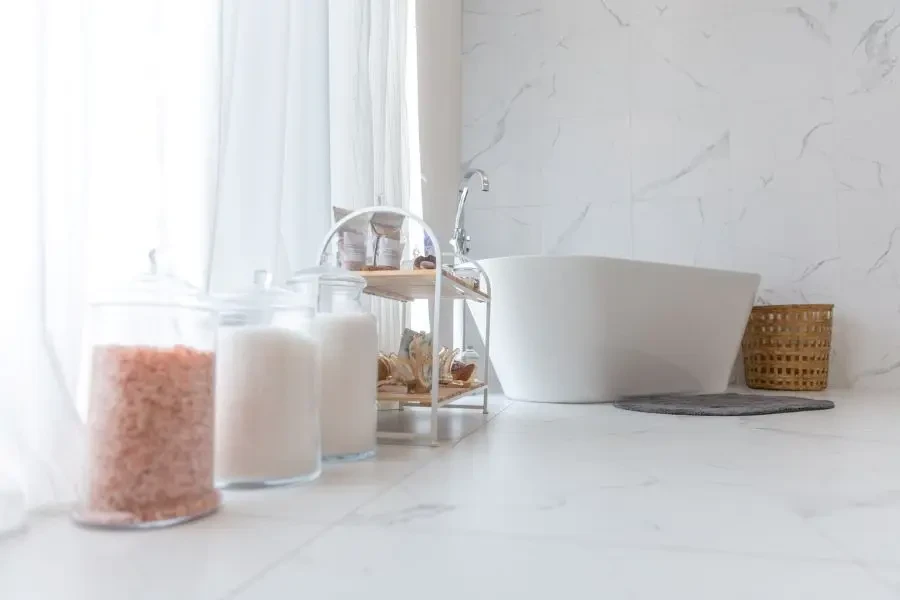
<box><xmin>73</xmin><ymin>250</ymin><xmax>221</xmax><ymax>529</ymax></box>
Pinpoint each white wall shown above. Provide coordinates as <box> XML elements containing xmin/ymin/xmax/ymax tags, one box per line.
<box><xmin>417</xmin><ymin>0</ymin><xmax>463</xmax><ymax>346</ymax></box>
<box><xmin>417</xmin><ymin>0</ymin><xmax>462</xmax><ymax>246</ymax></box>
<box><xmin>461</xmin><ymin>0</ymin><xmax>900</xmax><ymax>389</ymax></box>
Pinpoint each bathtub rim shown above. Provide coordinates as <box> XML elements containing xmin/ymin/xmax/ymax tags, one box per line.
<box><xmin>474</xmin><ymin>254</ymin><xmax>761</xmax><ymax>280</ymax></box>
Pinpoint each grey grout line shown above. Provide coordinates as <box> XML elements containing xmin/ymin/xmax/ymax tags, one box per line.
<box><xmin>220</xmin><ymin>460</ymin><xmax>438</xmax><ymax>599</ymax></box>
<box><xmin>218</xmin><ymin>519</ymin><xmax>337</xmax><ymax>599</ymax></box>
<box><xmin>217</xmin><ymin>399</ymin><xmax>514</xmax><ymax>599</ymax></box>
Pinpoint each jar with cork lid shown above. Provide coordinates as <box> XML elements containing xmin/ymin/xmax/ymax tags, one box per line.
<box><xmin>214</xmin><ymin>270</ymin><xmax>321</xmax><ymax>488</ymax></box>
<box><xmin>73</xmin><ymin>250</ymin><xmax>221</xmax><ymax>529</ymax></box>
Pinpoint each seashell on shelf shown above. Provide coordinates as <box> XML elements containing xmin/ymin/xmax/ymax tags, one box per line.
<box><xmin>381</xmin><ymin>334</ymin><xmax>435</xmax><ymax>394</ymax></box>
<box><xmin>381</xmin><ymin>333</ymin><xmax>488</xmax><ymax>394</ymax></box>
<box><xmin>451</xmin><ymin>361</ymin><xmax>477</xmax><ymax>383</ymax></box>
<box><xmin>377</xmin><ymin>354</ymin><xmax>392</xmax><ymax>382</ymax></box>
<box><xmin>438</xmin><ymin>347</ymin><xmax>460</xmax><ymax>384</ymax></box>
<box><xmin>407</xmin><ymin>335</ymin><xmax>433</xmax><ymax>393</ymax></box>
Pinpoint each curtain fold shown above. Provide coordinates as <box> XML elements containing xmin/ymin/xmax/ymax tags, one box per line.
<box><xmin>330</xmin><ymin>0</ymin><xmax>411</xmax><ymax>353</ymax></box>
<box><xmin>278</xmin><ymin>0</ymin><xmax>333</xmax><ymax>279</ymax></box>
<box><xmin>0</xmin><ymin>3</ymin><xmax>78</xmax><ymax>525</ymax></box>
<box><xmin>0</xmin><ymin>0</ymin><xmax>413</xmax><ymax>534</ymax></box>
<box><xmin>207</xmin><ymin>0</ymin><xmax>334</xmax><ymax>290</ymax></box>
<box><xmin>1</xmin><ymin>0</ymin><xmax>223</xmax><ymax>529</ymax></box>
<box><xmin>207</xmin><ymin>0</ymin><xmax>292</xmax><ymax>292</ymax></box>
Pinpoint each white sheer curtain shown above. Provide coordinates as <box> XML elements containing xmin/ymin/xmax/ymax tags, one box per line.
<box><xmin>211</xmin><ymin>0</ymin><xmax>412</xmax><ymax>348</ymax></box>
<box><xmin>208</xmin><ymin>0</ymin><xmax>332</xmax><ymax>291</ymax></box>
<box><xmin>330</xmin><ymin>0</ymin><xmax>412</xmax><ymax>353</ymax></box>
<box><xmin>0</xmin><ymin>0</ymin><xmax>414</xmax><ymax>533</ymax></box>
<box><xmin>1</xmin><ymin>0</ymin><xmax>221</xmax><ymax>533</ymax></box>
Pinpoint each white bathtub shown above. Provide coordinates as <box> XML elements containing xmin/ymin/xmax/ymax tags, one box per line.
<box><xmin>470</xmin><ymin>256</ymin><xmax>760</xmax><ymax>403</ymax></box>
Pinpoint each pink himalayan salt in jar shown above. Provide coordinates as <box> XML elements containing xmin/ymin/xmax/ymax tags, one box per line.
<box><xmin>73</xmin><ymin>250</ymin><xmax>220</xmax><ymax>529</ymax></box>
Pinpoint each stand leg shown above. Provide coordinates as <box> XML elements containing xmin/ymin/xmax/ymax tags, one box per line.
<box><xmin>453</xmin><ymin>298</ymin><xmax>465</xmax><ymax>351</ymax></box>
<box><xmin>430</xmin><ymin>272</ymin><xmax>443</xmax><ymax>447</ymax></box>
<box><xmin>482</xmin><ymin>300</ymin><xmax>492</xmax><ymax>414</ymax></box>
<box><xmin>430</xmin><ymin>402</ymin><xmax>439</xmax><ymax>447</ymax></box>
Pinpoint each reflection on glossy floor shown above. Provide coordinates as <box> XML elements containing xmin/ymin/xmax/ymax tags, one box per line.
<box><xmin>375</xmin><ymin>394</ymin><xmax>510</xmax><ymax>442</ymax></box>
<box><xmin>4</xmin><ymin>390</ymin><xmax>900</xmax><ymax>599</ymax></box>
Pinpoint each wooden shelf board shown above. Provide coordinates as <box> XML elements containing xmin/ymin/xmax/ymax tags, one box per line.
<box><xmin>359</xmin><ymin>269</ymin><xmax>490</xmax><ymax>303</ymax></box>
<box><xmin>377</xmin><ymin>382</ymin><xmax>486</xmax><ymax>407</ymax></box>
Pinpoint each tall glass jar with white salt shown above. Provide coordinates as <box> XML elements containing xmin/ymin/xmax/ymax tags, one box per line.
<box><xmin>287</xmin><ymin>267</ymin><xmax>378</xmax><ymax>462</ymax></box>
<box><xmin>215</xmin><ymin>270</ymin><xmax>321</xmax><ymax>488</ymax></box>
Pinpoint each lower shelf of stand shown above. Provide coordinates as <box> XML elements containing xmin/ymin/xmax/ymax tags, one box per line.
<box><xmin>377</xmin><ymin>382</ymin><xmax>486</xmax><ymax>407</ymax></box>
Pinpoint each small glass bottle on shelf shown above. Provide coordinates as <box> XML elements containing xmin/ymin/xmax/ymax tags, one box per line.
<box><xmin>74</xmin><ymin>250</ymin><xmax>220</xmax><ymax>529</ymax></box>
<box><xmin>214</xmin><ymin>270</ymin><xmax>320</xmax><ymax>488</ymax></box>
<box><xmin>287</xmin><ymin>267</ymin><xmax>378</xmax><ymax>462</ymax></box>
<box><xmin>459</xmin><ymin>346</ymin><xmax>480</xmax><ymax>366</ymax></box>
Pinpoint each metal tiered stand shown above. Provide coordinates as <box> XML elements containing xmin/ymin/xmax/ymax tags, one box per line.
<box><xmin>317</xmin><ymin>206</ymin><xmax>492</xmax><ymax>446</ymax></box>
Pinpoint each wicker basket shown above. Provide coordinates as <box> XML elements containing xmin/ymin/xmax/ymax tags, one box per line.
<box><xmin>741</xmin><ymin>304</ymin><xmax>833</xmax><ymax>391</ymax></box>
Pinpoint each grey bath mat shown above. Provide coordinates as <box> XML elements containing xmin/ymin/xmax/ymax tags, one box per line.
<box><xmin>613</xmin><ymin>393</ymin><xmax>835</xmax><ymax>416</ymax></box>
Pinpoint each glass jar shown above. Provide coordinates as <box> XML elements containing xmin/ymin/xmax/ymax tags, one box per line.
<box><xmin>452</xmin><ymin>264</ymin><xmax>480</xmax><ymax>291</ymax></box>
<box><xmin>459</xmin><ymin>346</ymin><xmax>480</xmax><ymax>366</ymax></box>
<box><xmin>287</xmin><ymin>267</ymin><xmax>377</xmax><ymax>462</ymax></box>
<box><xmin>215</xmin><ymin>271</ymin><xmax>320</xmax><ymax>488</ymax></box>
<box><xmin>73</xmin><ymin>251</ymin><xmax>220</xmax><ymax>529</ymax></box>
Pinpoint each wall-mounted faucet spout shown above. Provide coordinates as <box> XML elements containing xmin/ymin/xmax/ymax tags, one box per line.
<box><xmin>451</xmin><ymin>169</ymin><xmax>490</xmax><ymax>257</ymax></box>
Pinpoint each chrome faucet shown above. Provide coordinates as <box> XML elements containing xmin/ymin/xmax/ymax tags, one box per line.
<box><xmin>451</xmin><ymin>169</ymin><xmax>490</xmax><ymax>256</ymax></box>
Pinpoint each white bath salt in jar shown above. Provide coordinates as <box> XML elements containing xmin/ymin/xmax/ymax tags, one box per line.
<box><xmin>287</xmin><ymin>267</ymin><xmax>378</xmax><ymax>462</ymax></box>
<box><xmin>214</xmin><ymin>270</ymin><xmax>321</xmax><ymax>488</ymax></box>
<box><xmin>73</xmin><ymin>250</ymin><xmax>221</xmax><ymax>530</ymax></box>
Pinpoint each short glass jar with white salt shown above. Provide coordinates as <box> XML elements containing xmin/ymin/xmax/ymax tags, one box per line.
<box><xmin>287</xmin><ymin>267</ymin><xmax>378</xmax><ymax>462</ymax></box>
<box><xmin>214</xmin><ymin>270</ymin><xmax>321</xmax><ymax>488</ymax></box>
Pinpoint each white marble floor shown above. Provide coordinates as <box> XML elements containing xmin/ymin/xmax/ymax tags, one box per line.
<box><xmin>4</xmin><ymin>390</ymin><xmax>900</xmax><ymax>599</ymax></box>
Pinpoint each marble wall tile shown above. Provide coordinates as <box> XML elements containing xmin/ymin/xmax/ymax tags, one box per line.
<box><xmin>830</xmin><ymin>0</ymin><xmax>900</xmax><ymax>97</ymax></box>
<box><xmin>543</xmin><ymin>198</ymin><xmax>632</xmax><ymax>258</ymax></box>
<box><xmin>715</xmin><ymin>12</ymin><xmax>833</xmax><ymax>106</ymax></box>
<box><xmin>601</xmin><ymin>0</ymin><xmax>836</xmax><ymax>27</ymax></box>
<box><xmin>833</xmin><ymin>92</ymin><xmax>900</xmax><ymax>192</ymax></box>
<box><xmin>461</xmin><ymin>0</ymin><xmax>900</xmax><ymax>389</ymax></box>
<box><xmin>630</xmin><ymin>18</ymin><xmax>732</xmax><ymax>201</ymax></box>
<box><xmin>633</xmin><ymin>193</ymin><xmax>736</xmax><ymax>269</ymax></box>
<box><xmin>464</xmin><ymin>206</ymin><xmax>543</xmax><ymax>260</ymax></box>
<box><xmin>543</xmin><ymin>116</ymin><xmax>631</xmax><ymax>206</ymax></box>
<box><xmin>835</xmin><ymin>191</ymin><xmax>900</xmax><ymax>389</ymax></box>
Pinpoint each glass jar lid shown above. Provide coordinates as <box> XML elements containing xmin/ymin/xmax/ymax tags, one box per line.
<box><xmin>218</xmin><ymin>270</ymin><xmax>313</xmax><ymax>326</ymax></box>
<box><xmin>285</xmin><ymin>266</ymin><xmax>367</xmax><ymax>313</ymax></box>
<box><xmin>285</xmin><ymin>265</ymin><xmax>366</xmax><ymax>289</ymax></box>
<box><xmin>92</xmin><ymin>249</ymin><xmax>214</xmax><ymax>311</ymax></box>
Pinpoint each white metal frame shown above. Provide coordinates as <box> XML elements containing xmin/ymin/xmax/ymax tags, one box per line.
<box><xmin>316</xmin><ymin>206</ymin><xmax>492</xmax><ymax>446</ymax></box>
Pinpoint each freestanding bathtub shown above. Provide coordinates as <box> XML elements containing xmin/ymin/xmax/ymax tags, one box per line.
<box><xmin>469</xmin><ymin>255</ymin><xmax>761</xmax><ymax>403</ymax></box>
